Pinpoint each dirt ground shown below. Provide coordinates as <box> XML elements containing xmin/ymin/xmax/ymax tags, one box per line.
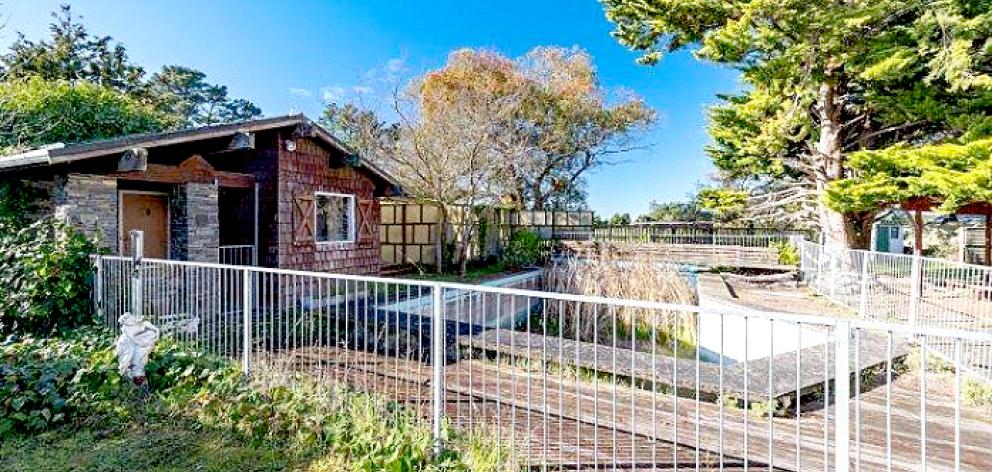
<box><xmin>697</xmin><ymin>272</ymin><xmax>855</xmax><ymax>318</ymax></box>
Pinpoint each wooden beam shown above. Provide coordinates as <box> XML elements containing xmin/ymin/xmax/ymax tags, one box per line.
<box><xmin>110</xmin><ymin>154</ymin><xmax>254</xmax><ymax>188</ymax></box>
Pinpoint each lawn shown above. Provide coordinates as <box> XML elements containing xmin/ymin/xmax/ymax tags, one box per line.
<box><xmin>1</xmin><ymin>422</ymin><xmax>334</xmax><ymax>472</ymax></box>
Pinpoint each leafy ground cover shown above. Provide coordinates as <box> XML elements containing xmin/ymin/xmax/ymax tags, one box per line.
<box><xmin>1</xmin><ymin>328</ymin><xmax>517</xmax><ymax>472</ymax></box>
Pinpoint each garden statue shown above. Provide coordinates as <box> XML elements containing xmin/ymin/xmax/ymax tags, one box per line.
<box><xmin>115</xmin><ymin>312</ymin><xmax>160</xmax><ymax>385</ymax></box>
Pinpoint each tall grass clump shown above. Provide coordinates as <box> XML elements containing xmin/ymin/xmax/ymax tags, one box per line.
<box><xmin>539</xmin><ymin>250</ymin><xmax>699</xmax><ymax>353</ymax></box>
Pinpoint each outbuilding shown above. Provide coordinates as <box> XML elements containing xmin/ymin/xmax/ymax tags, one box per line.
<box><xmin>0</xmin><ymin>114</ymin><xmax>402</xmax><ymax>274</ymax></box>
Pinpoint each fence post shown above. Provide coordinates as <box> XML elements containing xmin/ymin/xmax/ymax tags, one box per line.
<box><xmin>93</xmin><ymin>255</ymin><xmax>103</xmax><ymax>322</ymax></box>
<box><xmin>834</xmin><ymin>320</ymin><xmax>852</xmax><ymax>472</ymax></box>
<box><xmin>909</xmin><ymin>255</ymin><xmax>922</xmax><ymax>326</ymax></box>
<box><xmin>431</xmin><ymin>283</ymin><xmax>445</xmax><ymax>456</ymax></box>
<box><xmin>242</xmin><ymin>268</ymin><xmax>252</xmax><ymax>375</ymax></box>
<box><xmin>858</xmin><ymin>250</ymin><xmax>872</xmax><ymax>317</ymax></box>
<box><xmin>129</xmin><ymin>230</ymin><xmax>143</xmax><ymax>319</ymax></box>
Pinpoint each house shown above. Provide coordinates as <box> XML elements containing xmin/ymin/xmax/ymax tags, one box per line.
<box><xmin>0</xmin><ymin>115</ymin><xmax>402</xmax><ymax>275</ymax></box>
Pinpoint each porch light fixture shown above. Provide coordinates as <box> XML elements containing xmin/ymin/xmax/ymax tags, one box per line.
<box><xmin>285</xmin><ymin>139</ymin><xmax>297</xmax><ymax>152</ymax></box>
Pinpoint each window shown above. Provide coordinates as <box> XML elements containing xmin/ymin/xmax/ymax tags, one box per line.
<box><xmin>315</xmin><ymin>192</ymin><xmax>355</xmax><ymax>243</ymax></box>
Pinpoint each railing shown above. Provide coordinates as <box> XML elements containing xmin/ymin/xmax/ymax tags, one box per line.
<box><xmin>554</xmin><ymin>227</ymin><xmax>804</xmax><ymax>248</ymax></box>
<box><xmin>800</xmin><ymin>239</ymin><xmax>992</xmax><ymax>381</ymax></box>
<box><xmin>218</xmin><ymin>244</ymin><xmax>256</xmax><ymax>266</ymax></box>
<box><xmin>92</xmin><ymin>254</ymin><xmax>992</xmax><ymax>470</ymax></box>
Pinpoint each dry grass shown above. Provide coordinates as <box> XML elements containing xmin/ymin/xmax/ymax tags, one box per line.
<box><xmin>541</xmin><ymin>250</ymin><xmax>699</xmax><ymax>351</ymax></box>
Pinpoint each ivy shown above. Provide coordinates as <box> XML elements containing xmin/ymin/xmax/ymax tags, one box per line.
<box><xmin>0</xmin><ymin>217</ymin><xmax>99</xmax><ymax>336</ymax></box>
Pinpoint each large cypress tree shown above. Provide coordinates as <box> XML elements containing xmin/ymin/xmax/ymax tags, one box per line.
<box><xmin>602</xmin><ymin>0</ymin><xmax>992</xmax><ymax>248</ymax></box>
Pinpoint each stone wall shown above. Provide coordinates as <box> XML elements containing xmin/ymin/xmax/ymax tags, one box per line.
<box><xmin>185</xmin><ymin>183</ymin><xmax>219</xmax><ymax>263</ymax></box>
<box><xmin>167</xmin><ymin>183</ymin><xmax>218</xmax><ymax>262</ymax></box>
<box><xmin>53</xmin><ymin>173</ymin><xmax>118</xmax><ymax>253</ymax></box>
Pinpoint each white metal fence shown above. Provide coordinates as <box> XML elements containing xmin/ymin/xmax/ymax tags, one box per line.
<box><xmin>219</xmin><ymin>244</ymin><xmax>256</xmax><ymax>266</ymax></box>
<box><xmin>800</xmin><ymin>239</ymin><xmax>992</xmax><ymax>382</ymax></box>
<box><xmin>92</xmin><ymin>254</ymin><xmax>992</xmax><ymax>471</ymax></box>
<box><xmin>554</xmin><ymin>227</ymin><xmax>804</xmax><ymax>248</ymax></box>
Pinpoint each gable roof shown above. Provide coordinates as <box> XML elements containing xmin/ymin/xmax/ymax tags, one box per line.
<box><xmin>0</xmin><ymin>114</ymin><xmax>402</xmax><ymax>192</ymax></box>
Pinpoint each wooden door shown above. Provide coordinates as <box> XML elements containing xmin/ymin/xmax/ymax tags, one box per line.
<box><xmin>120</xmin><ymin>192</ymin><xmax>169</xmax><ymax>259</ymax></box>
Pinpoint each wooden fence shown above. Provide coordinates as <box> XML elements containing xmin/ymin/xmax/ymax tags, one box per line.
<box><xmin>379</xmin><ymin>200</ymin><xmax>593</xmax><ymax>269</ymax></box>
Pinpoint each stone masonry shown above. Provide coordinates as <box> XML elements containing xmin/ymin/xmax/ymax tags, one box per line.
<box><xmin>184</xmin><ymin>183</ymin><xmax>219</xmax><ymax>263</ymax></box>
<box><xmin>53</xmin><ymin>173</ymin><xmax>118</xmax><ymax>253</ymax></box>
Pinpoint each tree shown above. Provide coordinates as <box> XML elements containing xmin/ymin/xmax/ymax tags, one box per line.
<box><xmin>608</xmin><ymin>212</ymin><xmax>631</xmax><ymax>226</ymax></box>
<box><xmin>637</xmin><ymin>200</ymin><xmax>710</xmax><ymax>223</ymax></box>
<box><xmin>826</xmin><ymin>139</ymin><xmax>992</xmax><ymax>215</ymax></box>
<box><xmin>0</xmin><ymin>77</ymin><xmax>166</xmax><ymax>154</ymax></box>
<box><xmin>695</xmin><ymin>188</ymin><xmax>746</xmax><ymax>223</ymax></box>
<box><xmin>324</xmin><ymin>47</ymin><xmax>654</xmax><ymax>212</ymax></box>
<box><xmin>386</xmin><ymin>50</ymin><xmax>523</xmax><ymax>275</ymax></box>
<box><xmin>145</xmin><ymin>66</ymin><xmax>261</xmax><ymax>127</ymax></box>
<box><xmin>501</xmin><ymin>47</ymin><xmax>655</xmax><ymax>209</ymax></box>
<box><xmin>1</xmin><ymin>6</ymin><xmax>262</xmax><ymax>130</ymax></box>
<box><xmin>603</xmin><ymin>0</ymin><xmax>992</xmax><ymax>249</ymax></box>
<box><xmin>0</xmin><ymin>5</ymin><xmax>144</xmax><ymax>92</ymax></box>
<box><xmin>320</xmin><ymin>102</ymin><xmax>398</xmax><ymax>160</ymax></box>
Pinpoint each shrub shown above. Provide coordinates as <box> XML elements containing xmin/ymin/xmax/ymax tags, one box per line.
<box><xmin>0</xmin><ymin>218</ymin><xmax>99</xmax><ymax>336</ymax></box>
<box><xmin>772</xmin><ymin>240</ymin><xmax>800</xmax><ymax>266</ymax></box>
<box><xmin>2</xmin><ymin>327</ymin><xmax>522</xmax><ymax>471</ymax></box>
<box><xmin>0</xmin><ymin>328</ymin><xmax>230</xmax><ymax>436</ymax></box>
<box><xmin>0</xmin><ymin>77</ymin><xmax>167</xmax><ymax>154</ymax></box>
<box><xmin>502</xmin><ymin>230</ymin><xmax>542</xmax><ymax>268</ymax></box>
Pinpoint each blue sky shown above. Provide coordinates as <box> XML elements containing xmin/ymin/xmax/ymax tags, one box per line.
<box><xmin>3</xmin><ymin>1</ymin><xmax>741</xmax><ymax>218</ymax></box>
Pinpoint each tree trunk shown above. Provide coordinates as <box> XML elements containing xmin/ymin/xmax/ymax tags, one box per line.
<box><xmin>814</xmin><ymin>79</ymin><xmax>857</xmax><ymax>249</ymax></box>
<box><xmin>435</xmin><ymin>205</ymin><xmax>448</xmax><ymax>274</ymax></box>
<box><xmin>457</xmin><ymin>209</ymin><xmax>475</xmax><ymax>277</ymax></box>
<box><xmin>912</xmin><ymin>209</ymin><xmax>924</xmax><ymax>256</ymax></box>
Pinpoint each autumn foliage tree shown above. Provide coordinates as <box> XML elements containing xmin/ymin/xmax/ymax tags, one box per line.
<box><xmin>603</xmin><ymin>0</ymin><xmax>992</xmax><ymax>249</ymax></box>
<box><xmin>324</xmin><ymin>46</ymin><xmax>654</xmax><ymax>212</ymax></box>
<box><xmin>386</xmin><ymin>50</ymin><xmax>522</xmax><ymax>274</ymax></box>
<box><xmin>503</xmin><ymin>47</ymin><xmax>655</xmax><ymax>209</ymax></box>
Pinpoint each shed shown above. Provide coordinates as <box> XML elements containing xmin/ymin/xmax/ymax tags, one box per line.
<box><xmin>0</xmin><ymin>114</ymin><xmax>402</xmax><ymax>274</ymax></box>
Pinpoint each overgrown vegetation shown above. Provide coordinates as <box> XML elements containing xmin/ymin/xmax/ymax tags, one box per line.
<box><xmin>0</xmin><ymin>76</ymin><xmax>166</xmax><ymax>153</ymax></box>
<box><xmin>771</xmin><ymin>240</ymin><xmax>800</xmax><ymax>266</ymax></box>
<box><xmin>0</xmin><ymin>217</ymin><xmax>98</xmax><ymax>336</ymax></box>
<box><xmin>501</xmin><ymin>229</ymin><xmax>542</xmax><ymax>269</ymax></box>
<box><xmin>536</xmin><ymin>251</ymin><xmax>698</xmax><ymax>353</ymax></box>
<box><xmin>1</xmin><ymin>328</ymin><xmax>520</xmax><ymax>471</ymax></box>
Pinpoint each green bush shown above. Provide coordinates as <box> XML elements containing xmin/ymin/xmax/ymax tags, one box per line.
<box><xmin>0</xmin><ymin>218</ymin><xmax>99</xmax><ymax>336</ymax></box>
<box><xmin>501</xmin><ymin>230</ymin><xmax>542</xmax><ymax>268</ymax></box>
<box><xmin>2</xmin><ymin>328</ymin><xmax>520</xmax><ymax>471</ymax></box>
<box><xmin>771</xmin><ymin>240</ymin><xmax>800</xmax><ymax>266</ymax></box>
<box><xmin>0</xmin><ymin>328</ymin><xmax>230</xmax><ymax>436</ymax></box>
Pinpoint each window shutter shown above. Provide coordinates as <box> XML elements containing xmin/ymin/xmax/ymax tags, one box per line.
<box><xmin>293</xmin><ymin>194</ymin><xmax>315</xmax><ymax>243</ymax></box>
<box><xmin>357</xmin><ymin>199</ymin><xmax>376</xmax><ymax>243</ymax></box>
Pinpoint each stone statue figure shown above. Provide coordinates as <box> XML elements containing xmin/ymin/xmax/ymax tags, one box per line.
<box><xmin>115</xmin><ymin>313</ymin><xmax>160</xmax><ymax>385</ymax></box>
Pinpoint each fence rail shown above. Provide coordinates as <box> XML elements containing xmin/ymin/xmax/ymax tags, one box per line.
<box><xmin>800</xmin><ymin>239</ymin><xmax>992</xmax><ymax>381</ymax></box>
<box><xmin>554</xmin><ymin>226</ymin><xmax>804</xmax><ymax>248</ymax></box>
<box><xmin>92</xmin><ymin>254</ymin><xmax>992</xmax><ymax>471</ymax></box>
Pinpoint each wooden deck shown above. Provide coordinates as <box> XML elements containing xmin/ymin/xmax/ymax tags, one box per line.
<box><xmin>458</xmin><ymin>329</ymin><xmax>911</xmax><ymax>401</ymax></box>
<box><xmin>257</xmin><ymin>344</ymin><xmax>991</xmax><ymax>471</ymax></box>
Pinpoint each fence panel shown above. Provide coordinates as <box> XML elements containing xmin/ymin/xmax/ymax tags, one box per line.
<box><xmin>93</xmin><ymin>256</ymin><xmax>992</xmax><ymax>470</ymax></box>
<box><xmin>800</xmin><ymin>240</ymin><xmax>992</xmax><ymax>381</ymax></box>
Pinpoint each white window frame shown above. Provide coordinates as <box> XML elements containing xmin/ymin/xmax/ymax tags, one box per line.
<box><xmin>314</xmin><ymin>191</ymin><xmax>356</xmax><ymax>245</ymax></box>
